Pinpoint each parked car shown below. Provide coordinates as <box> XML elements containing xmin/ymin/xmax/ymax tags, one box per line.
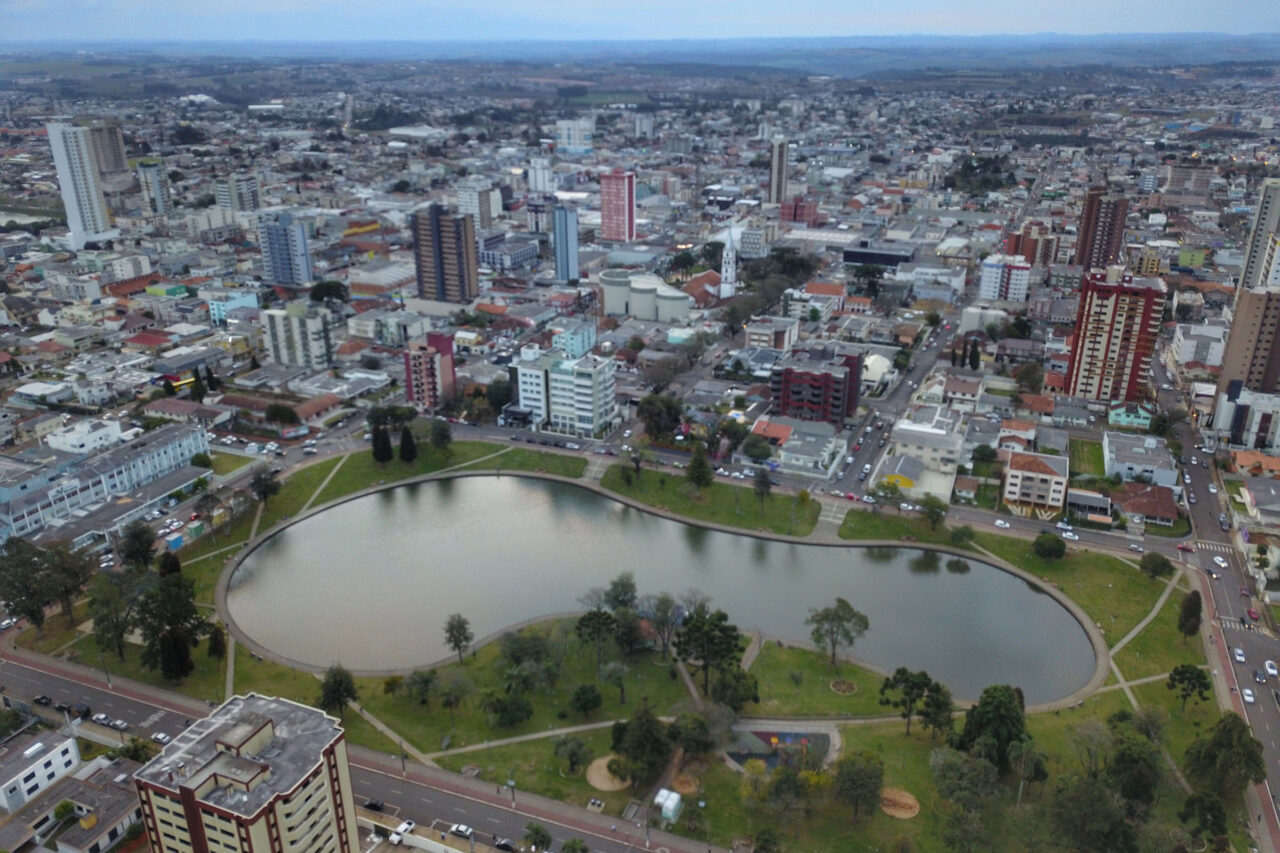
<box><xmin>91</xmin><ymin>713</ymin><xmax>110</xmax><ymax>725</ymax></box>
<box><xmin>110</xmin><ymin>719</ymin><xmax>129</xmax><ymax>731</ymax></box>
<box><xmin>1062</xmin><ymin>532</ymin><xmax>1079</xmax><ymax>541</ymax></box>
<box><xmin>151</xmin><ymin>732</ymin><xmax>171</xmax><ymax>744</ymax></box>
<box><xmin>994</xmin><ymin>519</ymin><xmax>1011</xmax><ymax>529</ymax></box>
<box><xmin>1248</xmin><ymin>609</ymin><xmax>1261</xmax><ymax>621</ymax></box>
<box><xmin>899</xmin><ymin>502</ymin><xmax>914</xmax><ymax>512</ymax></box>
<box><xmin>1128</xmin><ymin>544</ymin><xmax>1144</xmax><ymax>553</ymax></box>
<box><xmin>389</xmin><ymin>820</ymin><xmax>415</xmax><ymax>845</ymax></box>
<box><xmin>449</xmin><ymin>825</ymin><xmax>473</xmax><ymax>839</ymax></box>
<box><xmin>494</xmin><ymin>840</ymin><xmax>518</xmax><ymax>852</ymax></box>
<box><xmin>33</xmin><ymin>695</ymin><xmax>51</xmax><ymax>706</ymax></box>
<box><xmin>861</xmin><ymin>495</ymin><xmax>877</xmax><ymax>505</ymax></box>
<box><xmin>361</xmin><ymin>799</ymin><xmax>384</xmax><ymax>812</ymax></box>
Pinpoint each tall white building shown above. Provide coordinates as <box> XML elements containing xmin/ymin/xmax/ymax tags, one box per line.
<box><xmin>257</xmin><ymin>212</ymin><xmax>314</xmax><ymax>286</ymax></box>
<box><xmin>137</xmin><ymin>161</ymin><xmax>173</xmax><ymax>217</ymax></box>
<box><xmin>978</xmin><ymin>254</ymin><xmax>1031</xmax><ymax>302</ymax></box>
<box><xmin>528</xmin><ymin>157</ymin><xmax>555</xmax><ymax>194</ymax></box>
<box><xmin>513</xmin><ymin>345</ymin><xmax>617</xmax><ymax>437</ymax></box>
<box><xmin>263</xmin><ymin>302</ymin><xmax>333</xmax><ymax>368</ymax></box>
<box><xmin>1241</xmin><ymin>178</ymin><xmax>1280</xmax><ymax>289</ymax></box>
<box><xmin>46</xmin><ymin>123</ymin><xmax>117</xmax><ymax>250</ymax></box>
<box><xmin>720</xmin><ymin>228</ymin><xmax>739</xmax><ymax>299</ymax></box>
<box><xmin>556</xmin><ymin>118</ymin><xmax>595</xmax><ymax>155</ymax></box>
<box><xmin>216</xmin><ymin>175</ymin><xmax>261</xmax><ymax>212</ymax></box>
<box><xmin>456</xmin><ymin>178</ymin><xmax>501</xmax><ymax>230</ymax></box>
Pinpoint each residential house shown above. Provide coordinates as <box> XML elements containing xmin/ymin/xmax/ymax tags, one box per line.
<box><xmin>1002</xmin><ymin>451</ymin><xmax>1070</xmax><ymax>516</ymax></box>
<box><xmin>1112</xmin><ymin>482</ymin><xmax>1180</xmax><ymax>527</ymax></box>
<box><xmin>1103</xmin><ymin>431</ymin><xmax>1178</xmax><ymax>487</ymax></box>
<box><xmin>1108</xmin><ymin>401</ymin><xmax>1157</xmax><ymax>430</ymax></box>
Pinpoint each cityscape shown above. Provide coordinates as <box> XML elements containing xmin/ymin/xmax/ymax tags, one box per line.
<box><xmin>4</xmin><ymin>8</ymin><xmax>1280</xmax><ymax>852</ymax></box>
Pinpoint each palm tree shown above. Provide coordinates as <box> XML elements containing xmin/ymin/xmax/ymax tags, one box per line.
<box><xmin>476</xmin><ymin>688</ymin><xmax>502</xmax><ymax>727</ymax></box>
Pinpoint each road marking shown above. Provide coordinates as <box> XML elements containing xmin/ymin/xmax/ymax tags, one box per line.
<box><xmin>390</xmin><ymin>788</ymin><xmax>403</xmax><ymax>794</ymax></box>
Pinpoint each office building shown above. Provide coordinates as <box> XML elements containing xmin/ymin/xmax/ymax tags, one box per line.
<box><xmin>599</xmin><ymin>169</ymin><xmax>636</xmax><ymax>243</ymax></box>
<box><xmin>767</xmin><ymin>137</ymin><xmax>789</xmax><ymax>205</ymax></box>
<box><xmin>262</xmin><ymin>302</ymin><xmax>333</xmax><ymax>368</ymax></box>
<box><xmin>553</xmin><ymin>205</ymin><xmax>579</xmax><ymax>282</ymax></box>
<box><xmin>257</xmin><ymin>212</ymin><xmax>314</xmax><ymax>286</ymax></box>
<box><xmin>137</xmin><ymin>161</ymin><xmax>173</xmax><ymax>217</ymax></box>
<box><xmin>1074</xmin><ymin>187</ymin><xmax>1128</xmax><ymax>269</ymax></box>
<box><xmin>215</xmin><ymin>175</ymin><xmax>261</xmax><ymax>212</ymax></box>
<box><xmin>88</xmin><ymin>124</ymin><xmax>128</xmax><ymax>176</ymax></box>
<box><xmin>978</xmin><ymin>254</ymin><xmax>1031</xmax><ymax>302</ymax></box>
<box><xmin>404</xmin><ymin>333</ymin><xmax>456</xmax><ymax>412</ymax></box>
<box><xmin>456</xmin><ymin>177</ymin><xmax>501</xmax><ymax>230</ymax></box>
<box><xmin>1064</xmin><ymin>267</ymin><xmax>1165</xmax><ymax>402</ymax></box>
<box><xmin>528</xmin><ymin>157</ymin><xmax>555</xmax><ymax>194</ymax></box>
<box><xmin>134</xmin><ymin>693</ymin><xmax>360</xmax><ymax>853</ymax></box>
<box><xmin>46</xmin><ymin>122</ymin><xmax>117</xmax><ymax>250</ymax></box>
<box><xmin>410</xmin><ymin>203</ymin><xmax>478</xmax><ymax>304</ymax></box>
<box><xmin>513</xmin><ymin>345</ymin><xmax>617</xmax><ymax>437</ymax></box>
<box><xmin>555</xmin><ymin>118</ymin><xmax>595</xmax><ymax>155</ymax></box>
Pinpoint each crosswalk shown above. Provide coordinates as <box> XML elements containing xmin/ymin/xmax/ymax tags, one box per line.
<box><xmin>1196</xmin><ymin>540</ymin><xmax>1234</xmax><ymax>553</ymax></box>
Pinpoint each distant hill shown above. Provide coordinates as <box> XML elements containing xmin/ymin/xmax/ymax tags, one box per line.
<box><xmin>4</xmin><ymin>33</ymin><xmax>1280</xmax><ymax>77</ymax></box>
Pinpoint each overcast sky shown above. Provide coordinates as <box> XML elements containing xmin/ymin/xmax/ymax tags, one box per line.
<box><xmin>5</xmin><ymin>0</ymin><xmax>1279</xmax><ymax>42</ymax></box>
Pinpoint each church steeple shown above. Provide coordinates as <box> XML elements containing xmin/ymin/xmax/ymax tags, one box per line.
<box><xmin>719</xmin><ymin>227</ymin><xmax>737</xmax><ymax>299</ymax></box>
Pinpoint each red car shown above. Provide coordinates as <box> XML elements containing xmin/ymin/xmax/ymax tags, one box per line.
<box><xmin>1248</xmin><ymin>609</ymin><xmax>1261</xmax><ymax>621</ymax></box>
<box><xmin>853</xmin><ymin>443</ymin><xmax>862</xmax><ymax>452</ymax></box>
<box><xmin>1177</xmin><ymin>544</ymin><xmax>1195</xmax><ymax>553</ymax></box>
<box><xmin>845</xmin><ymin>492</ymin><xmax>858</xmax><ymax>501</ymax></box>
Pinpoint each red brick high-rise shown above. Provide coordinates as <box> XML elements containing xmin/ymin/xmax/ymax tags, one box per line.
<box><xmin>599</xmin><ymin>169</ymin><xmax>636</xmax><ymax>243</ymax></box>
<box><xmin>1074</xmin><ymin>187</ymin><xmax>1128</xmax><ymax>269</ymax></box>
<box><xmin>404</xmin><ymin>332</ymin><xmax>456</xmax><ymax>412</ymax></box>
<box><xmin>1064</xmin><ymin>267</ymin><xmax>1164</xmax><ymax>402</ymax></box>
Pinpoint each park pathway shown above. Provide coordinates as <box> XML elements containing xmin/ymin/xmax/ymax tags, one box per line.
<box><xmin>300</xmin><ymin>453</ymin><xmax>349</xmax><ymax>513</ymax></box>
<box><xmin>1109</xmin><ymin>565</ymin><xmax>1184</xmax><ymax>656</ymax></box>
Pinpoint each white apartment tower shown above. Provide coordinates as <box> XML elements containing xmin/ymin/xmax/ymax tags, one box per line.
<box><xmin>46</xmin><ymin>122</ymin><xmax>117</xmax><ymax>250</ymax></box>
<box><xmin>720</xmin><ymin>228</ymin><xmax>738</xmax><ymax>299</ymax></box>
<box><xmin>978</xmin><ymin>254</ymin><xmax>1032</xmax><ymax>302</ymax></box>
<box><xmin>528</xmin><ymin>157</ymin><xmax>555</xmax><ymax>194</ymax></box>
<box><xmin>216</xmin><ymin>175</ymin><xmax>262</xmax><ymax>212</ymax></box>
<box><xmin>137</xmin><ymin>161</ymin><xmax>173</xmax><ymax>217</ymax></box>
<box><xmin>263</xmin><ymin>302</ymin><xmax>333</xmax><ymax>368</ymax></box>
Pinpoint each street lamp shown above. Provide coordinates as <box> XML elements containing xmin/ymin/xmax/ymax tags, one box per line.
<box><xmin>506</xmin><ymin>779</ymin><xmax>516</xmax><ymax>806</ymax></box>
<box><xmin>98</xmin><ymin>654</ymin><xmax>113</xmax><ymax>689</ymax></box>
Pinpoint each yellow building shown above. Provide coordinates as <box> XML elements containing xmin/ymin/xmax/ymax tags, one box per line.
<box><xmin>134</xmin><ymin>694</ymin><xmax>359</xmax><ymax>853</ymax></box>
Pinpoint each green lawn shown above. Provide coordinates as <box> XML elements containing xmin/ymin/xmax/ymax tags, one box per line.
<box><xmin>435</xmin><ymin>730</ymin><xmax>632</xmax><ymax>816</ymax></box>
<box><xmin>14</xmin><ymin>602</ymin><xmax>89</xmax><ymax>655</ymax></box>
<box><xmin>599</xmin><ymin>466</ymin><xmax>820</xmax><ymax>536</ymax></box>
<box><xmin>971</xmin><ymin>460</ymin><xmax>1003</xmax><ymax>479</ymax></box>
<box><xmin>353</xmin><ymin>619</ymin><xmax>691</xmax><ymax>756</ymax></box>
<box><xmin>1068</xmin><ymin>438</ymin><xmax>1105</xmax><ymax>478</ymax></box>
<box><xmin>974</xmin><ymin>483</ymin><xmax>1001</xmax><ymax>510</ymax></box>
<box><xmin>209</xmin><ymin>452</ymin><xmax>252</xmax><ymax>476</ymax></box>
<box><xmin>65</xmin><ymin>634</ymin><xmax>226</xmax><ymax>705</ymax></box>
<box><xmin>456</xmin><ymin>448</ymin><xmax>586</xmax><ymax>478</ymax></box>
<box><xmin>972</xmin><ymin>532</ymin><xmax>1160</xmax><ymax>643</ymax></box>
<box><xmin>311</xmin><ymin>441</ymin><xmax>500</xmax><ymax>506</ymax></box>
<box><xmin>746</xmin><ymin>643</ymin><xmax>886</xmax><ymax>717</ymax></box>
<box><xmin>1112</xmin><ymin>593</ymin><xmax>1205</xmax><ymax>680</ymax></box>
<box><xmin>1142</xmin><ymin>515</ymin><xmax>1192</xmax><ymax>538</ymax></box>
<box><xmin>257</xmin><ymin>456</ymin><xmax>342</xmax><ymax>530</ymax></box>
<box><xmin>838</xmin><ymin>509</ymin><xmax>953</xmax><ymax>545</ymax></box>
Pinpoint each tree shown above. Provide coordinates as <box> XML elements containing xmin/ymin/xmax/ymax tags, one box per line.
<box><xmin>972</xmin><ymin>444</ymin><xmax>997</xmax><ymax>463</ymax></box>
<box><xmin>399</xmin><ymin>425</ymin><xmax>417</xmax><ymax>463</ymax></box>
<box><xmin>873</xmin><ymin>480</ymin><xmax>904</xmax><ymax>513</ymax></box>
<box><xmin>443</xmin><ymin>613</ymin><xmax>473</xmax><ymax>664</ymax></box>
<box><xmin>952</xmin><ymin>684</ymin><xmax>1025</xmax><ymax>772</ymax></box>
<box><xmin>317</xmin><ymin>664</ymin><xmax>358</xmax><ymax>718</ymax></box>
<box><xmin>43</xmin><ymin>542</ymin><xmax>94</xmax><ymax>620</ymax></box>
<box><xmin>930</xmin><ymin>747</ymin><xmax>999</xmax><ymax>811</ymax></box>
<box><xmin>921</xmin><ymin>682</ymin><xmax>957</xmax><ymax>740</ymax></box>
<box><xmin>407</xmin><ymin>669</ymin><xmax>436</xmax><ymax>705</ymax></box>
<box><xmin>741</xmin><ymin>434</ymin><xmax>772</xmax><ymax>462</ymax></box>
<box><xmin>1166</xmin><ymin>663</ymin><xmax>1212</xmax><ymax>712</ymax></box>
<box><xmin>636</xmin><ymin>394</ymin><xmax>684</xmax><ymax>438</ymax></box>
<box><xmin>264</xmin><ymin>403</ymin><xmax>300</xmax><ymax>424</ymax></box>
<box><xmin>950</xmin><ymin>525</ymin><xmax>975</xmax><ymax>547</ymax></box>
<box><xmin>0</xmin><ymin>539</ymin><xmax>53</xmax><ymax>632</ymax></box>
<box><xmin>612</xmin><ymin>607</ymin><xmax>645</xmax><ymax>658</ymax></box>
<box><xmin>575</xmin><ymin>609</ymin><xmax>615</xmax><ymax>667</ymax></box>
<box><xmin>189</xmin><ymin>375</ymin><xmax>208</xmax><ymax>403</ymax></box>
<box><xmin>89</xmin><ymin>570</ymin><xmax>149</xmax><ymax>660</ymax></box>
<box><xmin>969</xmin><ymin>341</ymin><xmax>981</xmax><ymax>370</ymax></box>
<box><xmin>739</xmin><ymin>758</ymin><xmax>770</xmax><ymax>808</ymax></box>
<box><xmin>833</xmin><ymin>750</ymin><xmax>884</xmax><ymax>822</ymax></box>
<box><xmin>54</xmin><ymin>799</ymin><xmax>77</xmax><ymax>824</ymax></box>
<box><xmin>1009</xmin><ymin>733</ymin><xmax>1047</xmax><ymax>807</ymax></box>
<box><xmin>1185</xmin><ymin>712</ymin><xmax>1267</xmax><ymax>798</ymax></box>
<box><xmin>880</xmin><ymin>668</ymin><xmax>938</xmax><ymax>735</ymax></box>
<box><xmin>553</xmin><ymin>734</ymin><xmax>592</xmax><ymax>774</ymax></box>
<box><xmin>686</xmin><ymin>442</ymin><xmax>714</xmax><ymax>491</ymax></box>
<box><xmin>620</xmin><ymin>700</ymin><xmax>671</xmax><ymax>785</ymax></box>
<box><xmin>1107</xmin><ymin>727</ymin><xmax>1160</xmax><ymax>811</ymax></box>
<box><xmin>917</xmin><ymin>494</ymin><xmax>948</xmax><ymax>530</ymax></box>
<box><xmin>371</xmin><ymin>426</ymin><xmax>394</xmax><ymax>464</ymax></box>
<box><xmin>137</xmin><ymin>571</ymin><xmax>206</xmax><ymax>679</ymax></box>
<box><xmin>753</xmin><ymin>466</ymin><xmax>772</xmax><ymax>509</ymax></box>
<box><xmin>675</xmin><ymin>606</ymin><xmax>745</xmax><ymax>694</ymax></box>
<box><xmin>600</xmin><ymin>661</ymin><xmax>629</xmax><ymax>704</ymax></box>
<box><xmin>668</xmin><ymin>712</ymin><xmax>715</xmax><ymax>762</ymax></box>
<box><xmin>206</xmin><ymin>624</ymin><xmax>226</xmax><ymax>660</ymax></box>
<box><xmin>249</xmin><ymin>469</ymin><xmax>281</xmax><ymax>507</ymax></box>
<box><xmin>309</xmin><ymin>280</ymin><xmax>348</xmax><ymax>302</ymax></box>
<box><xmin>1032</xmin><ymin>532</ymin><xmax>1066</xmax><ymax>559</ymax></box>
<box><xmin>438</xmin><ymin>672</ymin><xmax>472</xmax><ymax>725</ymax></box>
<box><xmin>1177</xmin><ymin>590</ymin><xmax>1202</xmax><ymax>642</ymax></box>
<box><xmin>429</xmin><ymin>419</ymin><xmax>452</xmax><ymax>452</ymax></box>
<box><xmin>805</xmin><ymin>597</ymin><xmax>870</xmax><ymax>667</ymax></box>
<box><xmin>1014</xmin><ymin>361</ymin><xmax>1043</xmax><ymax>394</ymax></box>
<box><xmin>926</xmin><ymin>310</ymin><xmax>942</xmax><ymax>327</ymax></box>
<box><xmin>711</xmin><ymin>667</ymin><xmax>759</xmax><ymax>712</ymax></box>
<box><xmin>495</xmin><ymin>694</ymin><xmax>533</xmax><ymax>727</ymax></box>
<box><xmin>604</xmin><ymin>571</ymin><xmax>637</xmax><ymax>611</ymax></box>
<box><xmin>487</xmin><ymin>376</ymin><xmax>512</xmax><ymax>410</ymax></box>
<box><xmin>120</xmin><ymin>520</ymin><xmax>157</xmax><ymax>570</ymax></box>
<box><xmin>1180</xmin><ymin>792</ymin><xmax>1227</xmax><ymax>842</ymax></box>
<box><xmin>157</xmin><ymin>551</ymin><xmax>182</xmax><ymax>577</ymax></box>
<box><xmin>523</xmin><ymin>822</ymin><xmax>553</xmax><ymax>851</ymax></box>
<box><xmin>203</xmin><ymin>365</ymin><xmax>220</xmax><ymax>391</ymax></box>
<box><xmin>1139</xmin><ymin>551</ymin><xmax>1173</xmax><ymax>580</ymax></box>
<box><xmin>561</xmin><ymin>838</ymin><xmax>589</xmax><ymax>853</ymax></box>
<box><xmin>646</xmin><ymin>593</ymin><xmax>678</xmax><ymax>659</ymax></box>
<box><xmin>569</xmin><ymin>683</ymin><xmax>602</xmax><ymax>717</ymax></box>
<box><xmin>1050</xmin><ymin>773</ymin><xmax>1137</xmax><ymax>853</ymax></box>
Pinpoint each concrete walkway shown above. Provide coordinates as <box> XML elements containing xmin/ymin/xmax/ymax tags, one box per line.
<box><xmin>300</xmin><ymin>453</ymin><xmax>349</xmax><ymax>513</ymax></box>
<box><xmin>1109</xmin><ymin>566</ymin><xmax>1184</xmax><ymax>655</ymax></box>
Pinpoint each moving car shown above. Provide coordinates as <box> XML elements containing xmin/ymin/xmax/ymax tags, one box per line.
<box><xmin>1056</xmin><ymin>521</ymin><xmax>1073</xmax><ymax>531</ymax></box>
<box><xmin>1266</xmin><ymin>660</ymin><xmax>1278</xmax><ymax>679</ymax></box>
<box><xmin>1234</xmin><ymin>647</ymin><xmax>1247</xmax><ymax>664</ymax></box>
<box><xmin>1177</xmin><ymin>544</ymin><xmax>1196</xmax><ymax>553</ymax></box>
<box><xmin>1062</xmin><ymin>532</ymin><xmax>1079</xmax><ymax>541</ymax></box>
<box><xmin>1128</xmin><ymin>544</ymin><xmax>1144</xmax><ymax>553</ymax></box>
<box><xmin>1255</xmin><ymin>669</ymin><xmax>1268</xmax><ymax>684</ymax></box>
<box><xmin>1213</xmin><ymin>556</ymin><xmax>1230</xmax><ymax>569</ymax></box>
<box><xmin>1244</xmin><ymin>688</ymin><xmax>1256</xmax><ymax>704</ymax></box>
<box><xmin>994</xmin><ymin>519</ymin><xmax>1011</xmax><ymax>529</ymax></box>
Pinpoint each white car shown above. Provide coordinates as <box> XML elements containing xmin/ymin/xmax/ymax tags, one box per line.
<box><xmin>861</xmin><ymin>495</ymin><xmax>877</xmax><ymax>505</ymax></box>
<box><xmin>389</xmin><ymin>821</ymin><xmax>416</xmax><ymax>845</ymax></box>
<box><xmin>151</xmin><ymin>732</ymin><xmax>171</xmax><ymax>744</ymax></box>
<box><xmin>1213</xmin><ymin>556</ymin><xmax>1230</xmax><ymax>569</ymax></box>
<box><xmin>1243</xmin><ymin>688</ymin><xmax>1256</xmax><ymax>704</ymax></box>
<box><xmin>1235</xmin><ymin>647</ymin><xmax>1247</xmax><ymax>664</ymax></box>
<box><xmin>1266</xmin><ymin>660</ymin><xmax>1278</xmax><ymax>679</ymax></box>
<box><xmin>1062</xmin><ymin>532</ymin><xmax>1079</xmax><ymax>541</ymax></box>
<box><xmin>899</xmin><ymin>502</ymin><xmax>914</xmax><ymax>512</ymax></box>
<box><xmin>994</xmin><ymin>519</ymin><xmax>1011</xmax><ymax>529</ymax></box>
<box><xmin>110</xmin><ymin>719</ymin><xmax>129</xmax><ymax>731</ymax></box>
<box><xmin>91</xmin><ymin>713</ymin><xmax>110</xmax><ymax>725</ymax></box>
<box><xmin>1208</xmin><ymin>484</ymin><xmax>1218</xmax><ymax>494</ymax></box>
<box><xmin>449</xmin><ymin>825</ymin><xmax>473</xmax><ymax>839</ymax></box>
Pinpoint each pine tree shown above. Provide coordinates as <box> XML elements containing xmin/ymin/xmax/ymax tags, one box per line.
<box><xmin>686</xmin><ymin>442</ymin><xmax>713</xmax><ymax>491</ymax></box>
<box><xmin>969</xmin><ymin>340</ymin><xmax>981</xmax><ymax>370</ymax></box>
<box><xmin>399</xmin><ymin>425</ymin><xmax>418</xmax><ymax>463</ymax></box>
<box><xmin>372</xmin><ymin>426</ymin><xmax>394</xmax><ymax>465</ymax></box>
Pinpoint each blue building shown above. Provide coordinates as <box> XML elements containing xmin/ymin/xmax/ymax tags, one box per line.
<box><xmin>553</xmin><ymin>206</ymin><xmax>579</xmax><ymax>282</ymax></box>
<box><xmin>257</xmin><ymin>212</ymin><xmax>314</xmax><ymax>286</ymax></box>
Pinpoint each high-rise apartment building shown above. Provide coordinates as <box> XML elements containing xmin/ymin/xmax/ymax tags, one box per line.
<box><xmin>88</xmin><ymin>124</ymin><xmax>129</xmax><ymax>176</ymax></box>
<box><xmin>410</xmin><ymin>203</ymin><xmax>478</xmax><ymax>303</ymax></box>
<box><xmin>1005</xmin><ymin>220</ymin><xmax>1059</xmax><ymax>267</ymax></box>
<box><xmin>978</xmin><ymin>254</ymin><xmax>1032</xmax><ymax>302</ymax></box>
<box><xmin>1064</xmin><ymin>266</ymin><xmax>1165</xmax><ymax>402</ymax></box>
<box><xmin>513</xmin><ymin>345</ymin><xmax>617</xmax><ymax>437</ymax></box>
<box><xmin>1240</xmin><ymin>179</ymin><xmax>1280</xmax><ymax>289</ymax></box>
<box><xmin>1216</xmin><ymin>182</ymin><xmax>1280</xmax><ymax>395</ymax></box>
<box><xmin>553</xmin><ymin>206</ymin><xmax>579</xmax><ymax>282</ymax></box>
<box><xmin>404</xmin><ymin>333</ymin><xmax>457</xmax><ymax>412</ymax></box>
<box><xmin>46</xmin><ymin>122</ymin><xmax>117</xmax><ymax>250</ymax></box>
<box><xmin>133</xmin><ymin>694</ymin><xmax>359</xmax><ymax>853</ymax></box>
<box><xmin>1074</xmin><ymin>187</ymin><xmax>1128</xmax><ymax>269</ymax></box>
<box><xmin>137</xmin><ymin>161</ymin><xmax>173</xmax><ymax>217</ymax></box>
<box><xmin>257</xmin><ymin>212</ymin><xmax>314</xmax><ymax>286</ymax></box>
<box><xmin>215</xmin><ymin>175</ymin><xmax>261</xmax><ymax>212</ymax></box>
<box><xmin>599</xmin><ymin>169</ymin><xmax>636</xmax><ymax>243</ymax></box>
<box><xmin>527</xmin><ymin>157</ymin><xmax>555</xmax><ymax>194</ymax></box>
<box><xmin>263</xmin><ymin>302</ymin><xmax>333</xmax><ymax>368</ymax></box>
<box><xmin>767</xmin><ymin>138</ymin><xmax>789</xmax><ymax>205</ymax></box>
<box><xmin>555</xmin><ymin>118</ymin><xmax>595</xmax><ymax>155</ymax></box>
<box><xmin>456</xmin><ymin>177</ymin><xmax>501</xmax><ymax>230</ymax></box>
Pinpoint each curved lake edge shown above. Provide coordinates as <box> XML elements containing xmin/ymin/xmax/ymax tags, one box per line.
<box><xmin>217</xmin><ymin>468</ymin><xmax>1111</xmax><ymax>713</ymax></box>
